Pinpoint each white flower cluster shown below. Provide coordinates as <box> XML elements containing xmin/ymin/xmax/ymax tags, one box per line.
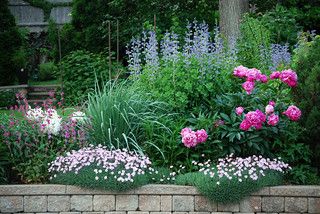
<box><xmin>70</xmin><ymin>111</ymin><xmax>86</xmax><ymax>123</ymax></box>
<box><xmin>193</xmin><ymin>154</ymin><xmax>291</xmax><ymax>185</ymax></box>
<box><xmin>25</xmin><ymin>106</ymin><xmax>44</xmax><ymax>122</ymax></box>
<box><xmin>40</xmin><ymin>108</ymin><xmax>62</xmax><ymax>135</ymax></box>
<box><xmin>49</xmin><ymin>145</ymin><xmax>152</xmax><ymax>183</ymax></box>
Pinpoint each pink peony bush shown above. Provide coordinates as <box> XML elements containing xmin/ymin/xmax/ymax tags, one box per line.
<box><xmin>233</xmin><ymin>65</ymin><xmax>301</xmax><ymax>131</ymax></box>
<box><xmin>180</xmin><ymin>128</ymin><xmax>208</xmax><ymax>148</ymax></box>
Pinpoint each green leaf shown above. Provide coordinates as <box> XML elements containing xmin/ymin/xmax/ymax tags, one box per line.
<box><xmin>220</xmin><ymin>113</ymin><xmax>231</xmax><ymax>123</ymax></box>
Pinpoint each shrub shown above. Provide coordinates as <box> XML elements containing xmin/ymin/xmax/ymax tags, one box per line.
<box><xmin>0</xmin><ymin>0</ymin><xmax>23</xmax><ymax>85</ymax></box>
<box><xmin>291</xmin><ymin>33</ymin><xmax>320</xmax><ymax>176</ymax></box>
<box><xmin>0</xmin><ymin>90</ymin><xmax>16</xmax><ymax>108</ymax></box>
<box><xmin>259</xmin><ymin>5</ymin><xmax>302</xmax><ymax>47</ymax></box>
<box><xmin>85</xmin><ymin>80</ymin><xmax>170</xmax><ymax>153</ymax></box>
<box><xmin>237</xmin><ymin>15</ymin><xmax>272</xmax><ymax>71</ymax></box>
<box><xmin>38</xmin><ymin>61</ymin><xmax>57</xmax><ymax>81</ymax></box>
<box><xmin>60</xmin><ymin>50</ymin><xmax>121</xmax><ymax>105</ymax></box>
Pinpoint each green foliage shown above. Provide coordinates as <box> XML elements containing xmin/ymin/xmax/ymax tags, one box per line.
<box><xmin>60</xmin><ymin>50</ymin><xmax>119</xmax><ymax>105</ymax></box>
<box><xmin>0</xmin><ymin>140</ymin><xmax>10</xmax><ymax>184</ymax></box>
<box><xmin>64</xmin><ymin>0</ymin><xmax>218</xmax><ymax>58</ymax></box>
<box><xmin>210</xmin><ymin>78</ymin><xmax>302</xmax><ymax>157</ymax></box>
<box><xmin>0</xmin><ymin>0</ymin><xmax>23</xmax><ymax>85</ymax></box>
<box><xmin>291</xmin><ymin>34</ymin><xmax>320</xmax><ymax>172</ymax></box>
<box><xmin>259</xmin><ymin>5</ymin><xmax>302</xmax><ymax>46</ymax></box>
<box><xmin>250</xmin><ymin>1</ymin><xmax>320</xmax><ymax>35</ymax></box>
<box><xmin>0</xmin><ymin>109</ymin><xmax>85</xmax><ymax>183</ymax></box>
<box><xmin>288</xmin><ymin>165</ymin><xmax>320</xmax><ymax>185</ymax></box>
<box><xmin>38</xmin><ymin>61</ymin><xmax>57</xmax><ymax>81</ymax></box>
<box><xmin>85</xmin><ymin>80</ymin><xmax>170</xmax><ymax>154</ymax></box>
<box><xmin>238</xmin><ymin>15</ymin><xmax>272</xmax><ymax>70</ymax></box>
<box><xmin>51</xmin><ymin>164</ymin><xmax>150</xmax><ymax>191</ymax></box>
<box><xmin>176</xmin><ymin>171</ymin><xmax>284</xmax><ymax>203</ymax></box>
<box><xmin>133</xmin><ymin>39</ymin><xmax>238</xmax><ymax>114</ymax></box>
<box><xmin>0</xmin><ymin>90</ymin><xmax>16</xmax><ymax>108</ymax></box>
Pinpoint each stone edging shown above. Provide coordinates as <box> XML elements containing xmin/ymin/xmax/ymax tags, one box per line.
<box><xmin>0</xmin><ymin>184</ymin><xmax>319</xmax><ymax>213</ymax></box>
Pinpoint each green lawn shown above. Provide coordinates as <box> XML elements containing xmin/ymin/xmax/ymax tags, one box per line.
<box><xmin>28</xmin><ymin>79</ymin><xmax>61</xmax><ymax>86</ymax></box>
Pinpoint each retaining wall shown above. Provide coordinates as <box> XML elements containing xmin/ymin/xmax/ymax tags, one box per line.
<box><xmin>0</xmin><ymin>185</ymin><xmax>319</xmax><ymax>214</ymax></box>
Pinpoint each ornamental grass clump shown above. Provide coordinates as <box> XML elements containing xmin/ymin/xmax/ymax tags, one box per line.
<box><xmin>184</xmin><ymin>154</ymin><xmax>290</xmax><ymax>203</ymax></box>
<box><xmin>49</xmin><ymin>145</ymin><xmax>156</xmax><ymax>191</ymax></box>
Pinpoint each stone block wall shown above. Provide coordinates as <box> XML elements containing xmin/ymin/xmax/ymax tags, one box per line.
<box><xmin>0</xmin><ymin>184</ymin><xmax>319</xmax><ymax>214</ymax></box>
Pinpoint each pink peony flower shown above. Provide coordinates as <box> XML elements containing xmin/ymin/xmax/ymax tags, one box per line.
<box><xmin>265</xmin><ymin>104</ymin><xmax>274</xmax><ymax>115</ymax></box>
<box><xmin>233</xmin><ymin>65</ymin><xmax>248</xmax><ymax>78</ymax></box>
<box><xmin>180</xmin><ymin>127</ymin><xmax>192</xmax><ymax>137</ymax></box>
<box><xmin>279</xmin><ymin>69</ymin><xmax>298</xmax><ymax>87</ymax></box>
<box><xmin>242</xmin><ymin>81</ymin><xmax>255</xmax><ymax>94</ymax></box>
<box><xmin>283</xmin><ymin>105</ymin><xmax>301</xmax><ymax>121</ymax></box>
<box><xmin>267</xmin><ymin>114</ymin><xmax>279</xmax><ymax>126</ymax></box>
<box><xmin>195</xmin><ymin>129</ymin><xmax>208</xmax><ymax>143</ymax></box>
<box><xmin>256</xmin><ymin>109</ymin><xmax>266</xmax><ymax>123</ymax></box>
<box><xmin>240</xmin><ymin>119</ymin><xmax>251</xmax><ymax>131</ymax></box>
<box><xmin>235</xmin><ymin>106</ymin><xmax>244</xmax><ymax>115</ymax></box>
<box><xmin>258</xmin><ymin>74</ymin><xmax>268</xmax><ymax>83</ymax></box>
<box><xmin>246</xmin><ymin>68</ymin><xmax>261</xmax><ymax>81</ymax></box>
<box><xmin>269</xmin><ymin>100</ymin><xmax>276</xmax><ymax>106</ymax></box>
<box><xmin>270</xmin><ymin>71</ymin><xmax>281</xmax><ymax>79</ymax></box>
<box><xmin>243</xmin><ymin>109</ymin><xmax>266</xmax><ymax>130</ymax></box>
<box><xmin>182</xmin><ymin>131</ymin><xmax>198</xmax><ymax>148</ymax></box>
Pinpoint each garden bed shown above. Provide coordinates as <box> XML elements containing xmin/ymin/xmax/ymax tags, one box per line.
<box><xmin>0</xmin><ymin>184</ymin><xmax>319</xmax><ymax>213</ymax></box>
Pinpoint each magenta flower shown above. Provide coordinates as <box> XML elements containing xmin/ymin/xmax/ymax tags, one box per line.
<box><xmin>269</xmin><ymin>100</ymin><xmax>276</xmax><ymax>106</ymax></box>
<box><xmin>242</xmin><ymin>81</ymin><xmax>255</xmax><ymax>94</ymax></box>
<box><xmin>267</xmin><ymin>114</ymin><xmax>279</xmax><ymax>126</ymax></box>
<box><xmin>241</xmin><ymin>110</ymin><xmax>266</xmax><ymax>130</ymax></box>
<box><xmin>235</xmin><ymin>106</ymin><xmax>244</xmax><ymax>115</ymax></box>
<box><xmin>195</xmin><ymin>129</ymin><xmax>208</xmax><ymax>143</ymax></box>
<box><xmin>182</xmin><ymin>131</ymin><xmax>198</xmax><ymax>148</ymax></box>
<box><xmin>246</xmin><ymin>68</ymin><xmax>261</xmax><ymax>81</ymax></box>
<box><xmin>180</xmin><ymin>127</ymin><xmax>192</xmax><ymax>137</ymax></box>
<box><xmin>240</xmin><ymin>119</ymin><xmax>251</xmax><ymax>131</ymax></box>
<box><xmin>233</xmin><ymin>65</ymin><xmax>248</xmax><ymax>78</ymax></box>
<box><xmin>283</xmin><ymin>105</ymin><xmax>301</xmax><ymax>121</ymax></box>
<box><xmin>279</xmin><ymin>69</ymin><xmax>298</xmax><ymax>87</ymax></box>
<box><xmin>265</xmin><ymin>104</ymin><xmax>274</xmax><ymax>115</ymax></box>
<box><xmin>258</xmin><ymin>74</ymin><xmax>268</xmax><ymax>83</ymax></box>
<box><xmin>270</xmin><ymin>71</ymin><xmax>281</xmax><ymax>79</ymax></box>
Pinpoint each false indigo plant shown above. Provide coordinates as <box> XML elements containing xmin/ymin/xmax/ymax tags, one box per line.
<box><xmin>127</xmin><ymin>21</ymin><xmax>239</xmax><ymax>112</ymax></box>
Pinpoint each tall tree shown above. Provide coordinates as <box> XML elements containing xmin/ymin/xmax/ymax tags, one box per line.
<box><xmin>219</xmin><ymin>0</ymin><xmax>249</xmax><ymax>40</ymax></box>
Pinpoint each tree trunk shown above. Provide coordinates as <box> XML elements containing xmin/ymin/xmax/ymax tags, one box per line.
<box><xmin>219</xmin><ymin>0</ymin><xmax>249</xmax><ymax>41</ymax></box>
